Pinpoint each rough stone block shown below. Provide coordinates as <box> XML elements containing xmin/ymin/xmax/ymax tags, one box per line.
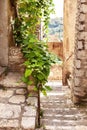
<box><xmin>80</xmin><ymin>4</ymin><xmax>87</xmax><ymax>13</ymax></box>
<box><xmin>74</xmin><ymin>78</ymin><xmax>80</xmax><ymax>86</ymax></box>
<box><xmin>0</xmin><ymin>119</ymin><xmax>19</xmax><ymax>128</ymax></box>
<box><xmin>74</xmin><ymin>87</ymin><xmax>86</xmax><ymax>97</ymax></box>
<box><xmin>77</xmin><ymin>50</ymin><xmax>86</xmax><ymax>59</ymax></box>
<box><xmin>9</xmin><ymin>95</ymin><xmax>25</xmax><ymax>104</ymax></box>
<box><xmin>21</xmin><ymin>117</ymin><xmax>35</xmax><ymax>129</ymax></box>
<box><xmin>0</xmin><ymin>90</ymin><xmax>13</xmax><ymax>98</ymax></box>
<box><xmin>79</xmin><ymin>14</ymin><xmax>85</xmax><ymax>22</ymax></box>
<box><xmin>9</xmin><ymin>47</ymin><xmax>25</xmax><ymax>73</ymax></box>
<box><xmin>75</xmin><ymin>69</ymin><xmax>84</xmax><ymax>77</ymax></box>
<box><xmin>78</xmin><ymin>32</ymin><xmax>85</xmax><ymax>40</ymax></box>
<box><xmin>16</xmin><ymin>89</ymin><xmax>27</xmax><ymax>95</ymax></box>
<box><xmin>78</xmin><ymin>24</ymin><xmax>85</xmax><ymax>31</ymax></box>
<box><xmin>77</xmin><ymin>41</ymin><xmax>83</xmax><ymax>50</ymax></box>
<box><xmin>0</xmin><ymin>72</ymin><xmax>26</xmax><ymax>88</ymax></box>
<box><xmin>23</xmin><ymin>106</ymin><xmax>36</xmax><ymax>116</ymax></box>
<box><xmin>26</xmin><ymin>97</ymin><xmax>38</xmax><ymax>107</ymax></box>
<box><xmin>82</xmin><ymin>79</ymin><xmax>87</xmax><ymax>87</ymax></box>
<box><xmin>75</xmin><ymin>60</ymin><xmax>81</xmax><ymax>68</ymax></box>
<box><xmin>0</xmin><ymin>103</ymin><xmax>21</xmax><ymax>118</ymax></box>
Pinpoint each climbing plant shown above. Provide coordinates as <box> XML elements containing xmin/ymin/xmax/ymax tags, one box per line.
<box><xmin>13</xmin><ymin>0</ymin><xmax>55</xmax><ymax>127</ymax></box>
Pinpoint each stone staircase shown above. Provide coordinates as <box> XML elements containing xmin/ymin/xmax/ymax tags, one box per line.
<box><xmin>39</xmin><ymin>81</ymin><xmax>87</xmax><ymax>130</ymax></box>
<box><xmin>0</xmin><ymin>71</ymin><xmax>38</xmax><ymax>130</ymax></box>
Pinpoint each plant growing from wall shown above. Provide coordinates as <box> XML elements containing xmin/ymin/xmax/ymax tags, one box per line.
<box><xmin>13</xmin><ymin>0</ymin><xmax>55</xmax><ymax>127</ymax></box>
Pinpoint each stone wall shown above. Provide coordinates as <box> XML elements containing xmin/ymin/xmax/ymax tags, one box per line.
<box><xmin>0</xmin><ymin>0</ymin><xmax>24</xmax><ymax>73</ymax></box>
<box><xmin>63</xmin><ymin>0</ymin><xmax>78</xmax><ymax>85</ymax></box>
<box><xmin>0</xmin><ymin>0</ymin><xmax>16</xmax><ymax>67</ymax></box>
<box><xmin>72</xmin><ymin>0</ymin><xmax>87</xmax><ymax>103</ymax></box>
<box><xmin>0</xmin><ymin>0</ymin><xmax>9</xmax><ymax>66</ymax></box>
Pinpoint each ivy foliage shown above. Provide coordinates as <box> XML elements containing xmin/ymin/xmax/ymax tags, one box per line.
<box><xmin>13</xmin><ymin>0</ymin><xmax>55</xmax><ymax>95</ymax></box>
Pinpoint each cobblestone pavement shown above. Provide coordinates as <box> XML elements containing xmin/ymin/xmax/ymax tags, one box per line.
<box><xmin>39</xmin><ymin>81</ymin><xmax>87</xmax><ymax>130</ymax></box>
<box><xmin>0</xmin><ymin>72</ymin><xmax>37</xmax><ymax>130</ymax></box>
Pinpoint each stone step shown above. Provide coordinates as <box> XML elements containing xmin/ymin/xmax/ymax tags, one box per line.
<box><xmin>41</xmin><ymin>118</ymin><xmax>87</xmax><ymax>126</ymax></box>
<box><xmin>40</xmin><ymin>125</ymin><xmax>87</xmax><ymax>130</ymax></box>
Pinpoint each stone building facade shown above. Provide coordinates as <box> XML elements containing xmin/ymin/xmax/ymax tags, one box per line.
<box><xmin>72</xmin><ymin>0</ymin><xmax>87</xmax><ymax>103</ymax></box>
<box><xmin>63</xmin><ymin>0</ymin><xmax>87</xmax><ymax>103</ymax></box>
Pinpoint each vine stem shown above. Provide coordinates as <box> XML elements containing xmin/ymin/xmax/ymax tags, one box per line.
<box><xmin>37</xmin><ymin>85</ymin><xmax>40</xmax><ymax>127</ymax></box>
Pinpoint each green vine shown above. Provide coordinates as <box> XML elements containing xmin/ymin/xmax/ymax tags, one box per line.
<box><xmin>13</xmin><ymin>0</ymin><xmax>56</xmax><ymax>127</ymax></box>
<box><xmin>13</xmin><ymin>0</ymin><xmax>55</xmax><ymax>94</ymax></box>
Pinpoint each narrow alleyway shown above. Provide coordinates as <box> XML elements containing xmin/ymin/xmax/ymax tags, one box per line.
<box><xmin>40</xmin><ymin>81</ymin><xmax>87</xmax><ymax>130</ymax></box>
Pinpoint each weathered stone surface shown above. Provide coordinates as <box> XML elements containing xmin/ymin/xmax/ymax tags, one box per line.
<box><xmin>0</xmin><ymin>72</ymin><xmax>26</xmax><ymax>88</ymax></box>
<box><xmin>21</xmin><ymin>117</ymin><xmax>35</xmax><ymax>129</ymax></box>
<box><xmin>26</xmin><ymin>97</ymin><xmax>38</xmax><ymax>107</ymax></box>
<box><xmin>40</xmin><ymin>81</ymin><xmax>87</xmax><ymax>130</ymax></box>
<box><xmin>74</xmin><ymin>78</ymin><xmax>80</xmax><ymax>86</ymax></box>
<box><xmin>0</xmin><ymin>0</ymin><xmax>9</xmax><ymax>66</ymax></box>
<box><xmin>77</xmin><ymin>41</ymin><xmax>83</xmax><ymax>50</ymax></box>
<box><xmin>74</xmin><ymin>87</ymin><xmax>86</xmax><ymax>97</ymax></box>
<box><xmin>63</xmin><ymin>0</ymin><xmax>77</xmax><ymax>85</ymax></box>
<box><xmin>16</xmin><ymin>89</ymin><xmax>27</xmax><ymax>95</ymax></box>
<box><xmin>0</xmin><ymin>72</ymin><xmax>37</xmax><ymax>129</ymax></box>
<box><xmin>81</xmin><ymin>0</ymin><xmax>87</xmax><ymax>3</ymax></box>
<box><xmin>23</xmin><ymin>106</ymin><xmax>36</xmax><ymax>116</ymax></box>
<box><xmin>78</xmin><ymin>32</ymin><xmax>86</xmax><ymax>40</ymax></box>
<box><xmin>9</xmin><ymin>47</ymin><xmax>25</xmax><ymax>73</ymax></box>
<box><xmin>0</xmin><ymin>90</ymin><xmax>13</xmax><ymax>98</ymax></box>
<box><xmin>9</xmin><ymin>95</ymin><xmax>25</xmax><ymax>104</ymax></box>
<box><xmin>78</xmin><ymin>24</ymin><xmax>85</xmax><ymax>31</ymax></box>
<box><xmin>75</xmin><ymin>126</ymin><xmax>87</xmax><ymax>130</ymax></box>
<box><xmin>0</xmin><ymin>119</ymin><xmax>19</xmax><ymax>128</ymax></box>
<box><xmin>75</xmin><ymin>70</ymin><xmax>84</xmax><ymax>77</ymax></box>
<box><xmin>82</xmin><ymin>79</ymin><xmax>87</xmax><ymax>87</ymax></box>
<box><xmin>77</xmin><ymin>51</ymin><xmax>86</xmax><ymax>59</ymax></box>
<box><xmin>0</xmin><ymin>103</ymin><xmax>21</xmax><ymax>118</ymax></box>
<box><xmin>79</xmin><ymin>13</ymin><xmax>85</xmax><ymax>21</ymax></box>
<box><xmin>85</xmin><ymin>43</ymin><xmax>87</xmax><ymax>49</ymax></box>
<box><xmin>75</xmin><ymin>60</ymin><xmax>81</xmax><ymax>69</ymax></box>
<box><xmin>80</xmin><ymin>4</ymin><xmax>87</xmax><ymax>13</ymax></box>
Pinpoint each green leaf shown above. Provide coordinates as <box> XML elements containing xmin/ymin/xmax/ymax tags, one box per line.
<box><xmin>25</xmin><ymin>69</ymin><xmax>32</xmax><ymax>77</ymax></box>
<box><xmin>33</xmin><ymin>86</ymin><xmax>38</xmax><ymax>91</ymax></box>
<box><xmin>21</xmin><ymin>76</ymin><xmax>29</xmax><ymax>83</ymax></box>
<box><xmin>45</xmin><ymin>86</ymin><xmax>52</xmax><ymax>91</ymax></box>
<box><xmin>28</xmin><ymin>80</ymin><xmax>33</xmax><ymax>85</ymax></box>
<box><xmin>42</xmin><ymin>90</ymin><xmax>47</xmax><ymax>96</ymax></box>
